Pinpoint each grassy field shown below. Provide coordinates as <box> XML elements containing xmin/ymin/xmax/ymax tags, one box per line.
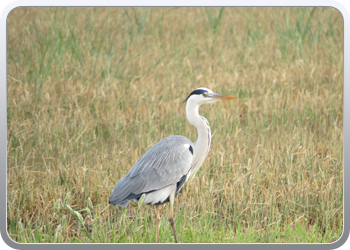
<box><xmin>6</xmin><ymin>7</ymin><xmax>343</xmax><ymax>243</ymax></box>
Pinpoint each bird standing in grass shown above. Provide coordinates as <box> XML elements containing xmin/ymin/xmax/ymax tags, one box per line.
<box><xmin>109</xmin><ymin>87</ymin><xmax>236</xmax><ymax>243</ymax></box>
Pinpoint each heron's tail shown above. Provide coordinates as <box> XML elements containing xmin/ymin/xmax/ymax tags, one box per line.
<box><xmin>108</xmin><ymin>198</ymin><xmax>129</xmax><ymax>207</ymax></box>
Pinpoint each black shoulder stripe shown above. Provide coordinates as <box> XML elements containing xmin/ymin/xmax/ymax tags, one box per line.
<box><xmin>189</xmin><ymin>145</ymin><xmax>193</xmax><ymax>155</ymax></box>
<box><xmin>175</xmin><ymin>175</ymin><xmax>187</xmax><ymax>196</ymax></box>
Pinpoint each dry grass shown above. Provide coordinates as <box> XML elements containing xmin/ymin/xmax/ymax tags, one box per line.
<box><xmin>7</xmin><ymin>7</ymin><xmax>343</xmax><ymax>243</ymax></box>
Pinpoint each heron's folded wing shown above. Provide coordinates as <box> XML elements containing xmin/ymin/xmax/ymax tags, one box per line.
<box><xmin>109</xmin><ymin>135</ymin><xmax>194</xmax><ymax>203</ymax></box>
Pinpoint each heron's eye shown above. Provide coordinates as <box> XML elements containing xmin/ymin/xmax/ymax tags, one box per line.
<box><xmin>202</xmin><ymin>93</ymin><xmax>207</xmax><ymax>97</ymax></box>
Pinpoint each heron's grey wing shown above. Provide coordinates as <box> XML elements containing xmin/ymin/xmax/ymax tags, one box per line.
<box><xmin>109</xmin><ymin>135</ymin><xmax>194</xmax><ymax>206</ymax></box>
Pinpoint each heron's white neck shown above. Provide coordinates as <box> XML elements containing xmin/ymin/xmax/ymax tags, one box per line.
<box><xmin>186</xmin><ymin>99</ymin><xmax>211</xmax><ymax>180</ymax></box>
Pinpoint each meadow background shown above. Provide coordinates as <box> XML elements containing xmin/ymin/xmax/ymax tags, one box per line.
<box><xmin>7</xmin><ymin>7</ymin><xmax>343</xmax><ymax>243</ymax></box>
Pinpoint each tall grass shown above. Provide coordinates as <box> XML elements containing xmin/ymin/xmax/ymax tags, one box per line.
<box><xmin>7</xmin><ymin>7</ymin><xmax>343</xmax><ymax>243</ymax></box>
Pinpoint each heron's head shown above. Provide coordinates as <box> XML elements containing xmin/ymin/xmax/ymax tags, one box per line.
<box><xmin>183</xmin><ymin>87</ymin><xmax>236</xmax><ymax>105</ymax></box>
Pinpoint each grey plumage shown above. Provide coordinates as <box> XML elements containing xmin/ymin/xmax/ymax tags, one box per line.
<box><xmin>108</xmin><ymin>87</ymin><xmax>236</xmax><ymax>243</ymax></box>
<box><xmin>109</xmin><ymin>135</ymin><xmax>194</xmax><ymax>206</ymax></box>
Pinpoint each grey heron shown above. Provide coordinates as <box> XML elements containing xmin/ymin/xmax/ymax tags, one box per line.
<box><xmin>109</xmin><ymin>87</ymin><xmax>236</xmax><ymax>243</ymax></box>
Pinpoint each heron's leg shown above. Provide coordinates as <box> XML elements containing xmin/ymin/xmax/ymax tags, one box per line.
<box><xmin>155</xmin><ymin>205</ymin><xmax>161</xmax><ymax>243</ymax></box>
<box><xmin>168</xmin><ymin>191</ymin><xmax>178</xmax><ymax>243</ymax></box>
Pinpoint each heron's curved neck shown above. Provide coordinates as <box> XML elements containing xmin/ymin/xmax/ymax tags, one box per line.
<box><xmin>186</xmin><ymin>99</ymin><xmax>211</xmax><ymax>178</ymax></box>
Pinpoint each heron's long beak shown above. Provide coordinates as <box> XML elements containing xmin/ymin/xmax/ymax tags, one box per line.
<box><xmin>210</xmin><ymin>93</ymin><xmax>237</xmax><ymax>100</ymax></box>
